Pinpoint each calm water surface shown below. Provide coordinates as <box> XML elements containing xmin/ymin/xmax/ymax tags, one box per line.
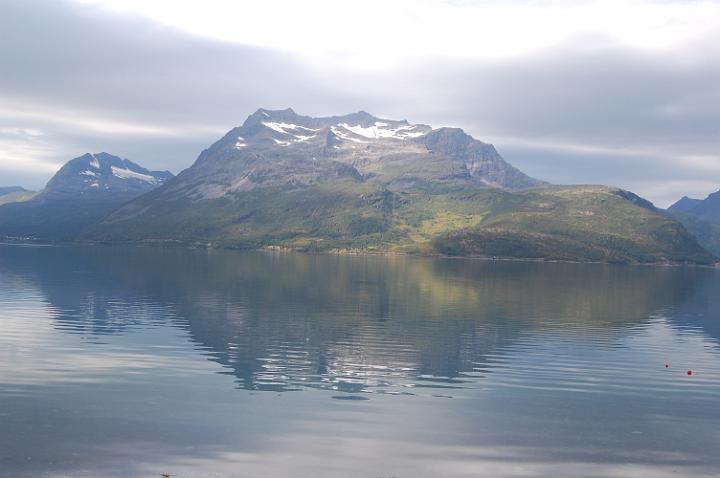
<box><xmin>1</xmin><ymin>244</ymin><xmax>719</xmax><ymax>477</ymax></box>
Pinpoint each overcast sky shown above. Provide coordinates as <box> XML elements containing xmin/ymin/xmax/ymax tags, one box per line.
<box><xmin>1</xmin><ymin>0</ymin><xmax>719</xmax><ymax>206</ymax></box>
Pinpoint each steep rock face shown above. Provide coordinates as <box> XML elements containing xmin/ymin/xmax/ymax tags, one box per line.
<box><xmin>0</xmin><ymin>153</ymin><xmax>172</xmax><ymax>239</ymax></box>
<box><xmin>422</xmin><ymin>128</ymin><xmax>539</xmax><ymax>188</ymax></box>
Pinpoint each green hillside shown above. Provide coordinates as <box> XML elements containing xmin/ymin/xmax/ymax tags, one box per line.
<box><xmin>87</xmin><ymin>181</ymin><xmax>716</xmax><ymax>264</ymax></box>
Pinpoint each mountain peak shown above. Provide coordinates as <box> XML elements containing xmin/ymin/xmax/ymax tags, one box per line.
<box><xmin>256</xmin><ymin>107</ymin><xmax>296</xmax><ymax>116</ymax></box>
<box><xmin>668</xmin><ymin>195</ymin><xmax>704</xmax><ymax>214</ymax></box>
<box><xmin>41</xmin><ymin>152</ymin><xmax>173</xmax><ymax>200</ymax></box>
<box><xmin>340</xmin><ymin>110</ymin><xmax>379</xmax><ymax>126</ymax></box>
<box><xmin>246</xmin><ymin>107</ymin><xmax>299</xmax><ymax>122</ymax></box>
<box><xmin>189</xmin><ymin>107</ymin><xmax>546</xmax><ymax>197</ymax></box>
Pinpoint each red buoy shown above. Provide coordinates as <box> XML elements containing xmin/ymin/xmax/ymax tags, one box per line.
<box><xmin>687</xmin><ymin>370</ymin><xmax>693</xmax><ymax>376</ymax></box>
<box><xmin>664</xmin><ymin>363</ymin><xmax>669</xmax><ymax>368</ymax></box>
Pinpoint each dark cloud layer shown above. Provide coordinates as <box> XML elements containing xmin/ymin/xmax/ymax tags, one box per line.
<box><xmin>1</xmin><ymin>0</ymin><xmax>719</xmax><ymax>206</ymax></box>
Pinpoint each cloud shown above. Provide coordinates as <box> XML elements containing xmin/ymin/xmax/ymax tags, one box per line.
<box><xmin>0</xmin><ymin>0</ymin><xmax>718</xmax><ymax>206</ymax></box>
<box><xmin>0</xmin><ymin>0</ymin><xmax>360</xmax><ymax>186</ymax></box>
<box><xmin>74</xmin><ymin>0</ymin><xmax>720</xmax><ymax>63</ymax></box>
<box><xmin>0</xmin><ymin>127</ymin><xmax>63</xmax><ymax>187</ymax></box>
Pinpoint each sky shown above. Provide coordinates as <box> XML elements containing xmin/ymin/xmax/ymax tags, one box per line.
<box><xmin>1</xmin><ymin>0</ymin><xmax>719</xmax><ymax>207</ymax></box>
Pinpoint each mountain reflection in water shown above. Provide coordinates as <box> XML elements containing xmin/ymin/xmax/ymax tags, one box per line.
<box><xmin>1</xmin><ymin>244</ymin><xmax>719</xmax><ymax>477</ymax></box>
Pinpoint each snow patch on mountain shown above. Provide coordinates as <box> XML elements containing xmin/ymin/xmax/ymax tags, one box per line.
<box><xmin>338</xmin><ymin>122</ymin><xmax>426</xmax><ymax>140</ymax></box>
<box><xmin>261</xmin><ymin>121</ymin><xmax>323</xmax><ymax>144</ymax></box>
<box><xmin>330</xmin><ymin>126</ymin><xmax>368</xmax><ymax>143</ymax></box>
<box><xmin>262</xmin><ymin>122</ymin><xmax>320</xmax><ymax>135</ymax></box>
<box><xmin>394</xmin><ymin>125</ymin><xmax>427</xmax><ymax>138</ymax></box>
<box><xmin>294</xmin><ymin>134</ymin><xmax>316</xmax><ymax>142</ymax></box>
<box><xmin>111</xmin><ymin>166</ymin><xmax>158</xmax><ymax>184</ymax></box>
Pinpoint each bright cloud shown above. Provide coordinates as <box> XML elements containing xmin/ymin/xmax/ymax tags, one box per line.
<box><xmin>74</xmin><ymin>0</ymin><xmax>720</xmax><ymax>65</ymax></box>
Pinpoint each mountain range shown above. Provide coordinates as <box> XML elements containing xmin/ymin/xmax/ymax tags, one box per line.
<box><xmin>0</xmin><ymin>108</ymin><xmax>716</xmax><ymax>264</ymax></box>
<box><xmin>668</xmin><ymin>190</ymin><xmax>720</xmax><ymax>257</ymax></box>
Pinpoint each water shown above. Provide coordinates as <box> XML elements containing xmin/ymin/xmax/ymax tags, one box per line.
<box><xmin>1</xmin><ymin>244</ymin><xmax>719</xmax><ymax>477</ymax></box>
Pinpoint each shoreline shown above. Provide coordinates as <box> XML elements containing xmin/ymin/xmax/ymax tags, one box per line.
<box><xmin>2</xmin><ymin>237</ymin><xmax>718</xmax><ymax>269</ymax></box>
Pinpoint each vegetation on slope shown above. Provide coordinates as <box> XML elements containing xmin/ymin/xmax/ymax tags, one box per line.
<box><xmin>86</xmin><ymin>182</ymin><xmax>716</xmax><ymax>264</ymax></box>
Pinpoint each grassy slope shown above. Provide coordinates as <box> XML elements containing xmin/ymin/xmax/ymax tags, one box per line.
<box><xmin>434</xmin><ymin>187</ymin><xmax>713</xmax><ymax>263</ymax></box>
<box><xmin>87</xmin><ymin>182</ymin><xmax>716</xmax><ymax>264</ymax></box>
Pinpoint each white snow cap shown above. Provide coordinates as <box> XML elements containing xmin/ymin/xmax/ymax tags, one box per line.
<box><xmin>238</xmin><ymin>112</ymin><xmax>429</xmax><ymax>148</ymax></box>
<box><xmin>262</xmin><ymin>121</ymin><xmax>321</xmax><ymax>144</ymax></box>
<box><xmin>111</xmin><ymin>166</ymin><xmax>158</xmax><ymax>184</ymax></box>
<box><xmin>338</xmin><ymin>121</ymin><xmax>425</xmax><ymax>140</ymax></box>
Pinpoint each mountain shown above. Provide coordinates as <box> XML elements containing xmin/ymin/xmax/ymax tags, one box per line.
<box><xmin>83</xmin><ymin>108</ymin><xmax>715</xmax><ymax>264</ymax></box>
<box><xmin>669</xmin><ymin>196</ymin><xmax>704</xmax><ymax>214</ymax></box>
<box><xmin>157</xmin><ymin>107</ymin><xmax>543</xmax><ymax>200</ymax></box>
<box><xmin>0</xmin><ymin>186</ymin><xmax>37</xmax><ymax>206</ymax></box>
<box><xmin>668</xmin><ymin>189</ymin><xmax>720</xmax><ymax>256</ymax></box>
<box><xmin>669</xmin><ymin>190</ymin><xmax>720</xmax><ymax>225</ymax></box>
<box><xmin>0</xmin><ymin>153</ymin><xmax>172</xmax><ymax>240</ymax></box>
<box><xmin>41</xmin><ymin>152</ymin><xmax>173</xmax><ymax>199</ymax></box>
<box><xmin>0</xmin><ymin>186</ymin><xmax>27</xmax><ymax>196</ymax></box>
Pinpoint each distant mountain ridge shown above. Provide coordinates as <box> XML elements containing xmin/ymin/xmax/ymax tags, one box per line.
<box><xmin>0</xmin><ymin>186</ymin><xmax>37</xmax><ymax>206</ymax></box>
<box><xmin>669</xmin><ymin>196</ymin><xmax>704</xmax><ymax>214</ymax></box>
<box><xmin>669</xmin><ymin>190</ymin><xmax>720</xmax><ymax>225</ymax></box>
<box><xmin>0</xmin><ymin>152</ymin><xmax>172</xmax><ymax>239</ymax></box>
<box><xmin>0</xmin><ymin>186</ymin><xmax>27</xmax><ymax>196</ymax></box>
<box><xmin>82</xmin><ymin>108</ymin><xmax>714</xmax><ymax>265</ymax></box>
<box><xmin>40</xmin><ymin>152</ymin><xmax>172</xmax><ymax>200</ymax></box>
<box><xmin>668</xmin><ymin>189</ymin><xmax>720</xmax><ymax>256</ymax></box>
